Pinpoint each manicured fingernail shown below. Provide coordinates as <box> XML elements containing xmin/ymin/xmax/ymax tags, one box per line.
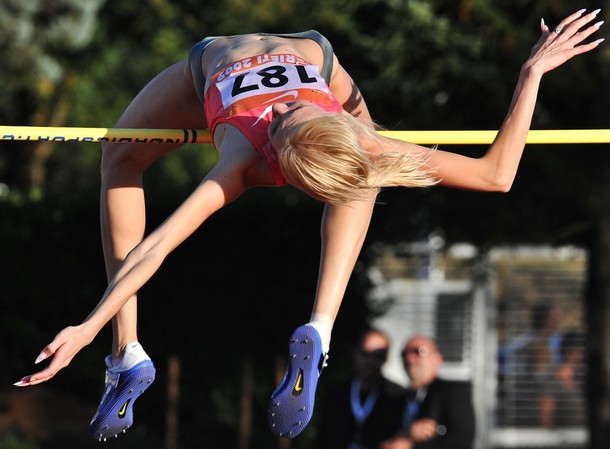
<box><xmin>592</xmin><ymin>9</ymin><xmax>601</xmax><ymax>16</ymax></box>
<box><xmin>594</xmin><ymin>21</ymin><xmax>605</xmax><ymax>28</ymax></box>
<box><xmin>577</xmin><ymin>9</ymin><xmax>587</xmax><ymax>16</ymax></box>
<box><xmin>35</xmin><ymin>352</ymin><xmax>48</xmax><ymax>364</ymax></box>
<box><xmin>596</xmin><ymin>38</ymin><xmax>605</xmax><ymax>44</ymax></box>
<box><xmin>13</xmin><ymin>381</ymin><xmax>27</xmax><ymax>387</ymax></box>
<box><xmin>541</xmin><ymin>18</ymin><xmax>545</xmax><ymax>28</ymax></box>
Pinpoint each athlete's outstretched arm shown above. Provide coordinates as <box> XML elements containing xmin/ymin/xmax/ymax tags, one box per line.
<box><xmin>380</xmin><ymin>9</ymin><xmax>604</xmax><ymax>191</ymax></box>
<box><xmin>16</xmin><ymin>146</ymin><xmax>256</xmax><ymax>386</ymax></box>
<box><xmin>309</xmin><ymin>10</ymin><xmax>603</xmax><ymax>330</ymax></box>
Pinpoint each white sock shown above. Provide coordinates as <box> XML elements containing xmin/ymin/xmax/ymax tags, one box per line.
<box><xmin>112</xmin><ymin>342</ymin><xmax>150</xmax><ymax>371</ymax></box>
<box><xmin>307</xmin><ymin>313</ymin><xmax>333</xmax><ymax>354</ymax></box>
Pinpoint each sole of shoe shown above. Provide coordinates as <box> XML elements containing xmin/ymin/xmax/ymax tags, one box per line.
<box><xmin>268</xmin><ymin>325</ymin><xmax>323</xmax><ymax>438</ymax></box>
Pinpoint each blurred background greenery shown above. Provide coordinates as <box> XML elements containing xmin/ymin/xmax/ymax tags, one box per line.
<box><xmin>1</xmin><ymin>0</ymin><xmax>609</xmax><ymax>448</ymax></box>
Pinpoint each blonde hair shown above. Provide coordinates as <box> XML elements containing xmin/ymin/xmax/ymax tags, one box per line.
<box><xmin>277</xmin><ymin>113</ymin><xmax>438</xmax><ymax>205</ymax></box>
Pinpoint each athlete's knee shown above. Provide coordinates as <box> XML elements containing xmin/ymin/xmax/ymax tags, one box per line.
<box><xmin>100</xmin><ymin>143</ymin><xmax>156</xmax><ymax>179</ymax></box>
<box><xmin>101</xmin><ymin>144</ymin><xmax>132</xmax><ymax>176</ymax></box>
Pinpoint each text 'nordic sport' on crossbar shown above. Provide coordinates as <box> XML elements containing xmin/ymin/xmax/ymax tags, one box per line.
<box><xmin>1</xmin><ymin>126</ymin><xmax>610</xmax><ymax>145</ymax></box>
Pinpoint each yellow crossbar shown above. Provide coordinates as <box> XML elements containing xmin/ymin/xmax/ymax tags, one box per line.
<box><xmin>1</xmin><ymin>126</ymin><xmax>610</xmax><ymax>145</ymax></box>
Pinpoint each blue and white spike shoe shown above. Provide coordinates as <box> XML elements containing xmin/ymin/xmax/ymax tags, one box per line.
<box><xmin>89</xmin><ymin>343</ymin><xmax>156</xmax><ymax>441</ymax></box>
<box><xmin>268</xmin><ymin>325</ymin><xmax>328</xmax><ymax>438</ymax></box>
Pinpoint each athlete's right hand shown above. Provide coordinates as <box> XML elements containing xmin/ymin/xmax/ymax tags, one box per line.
<box><xmin>14</xmin><ymin>324</ymin><xmax>94</xmax><ymax>386</ymax></box>
<box><xmin>525</xmin><ymin>9</ymin><xmax>604</xmax><ymax>77</ymax></box>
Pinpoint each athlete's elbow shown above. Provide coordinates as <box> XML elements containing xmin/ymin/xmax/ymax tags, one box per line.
<box><xmin>495</xmin><ymin>184</ymin><xmax>513</xmax><ymax>193</ymax></box>
<box><xmin>488</xmin><ymin>175</ymin><xmax>514</xmax><ymax>193</ymax></box>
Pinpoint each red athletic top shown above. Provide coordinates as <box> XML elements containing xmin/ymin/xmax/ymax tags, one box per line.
<box><xmin>204</xmin><ymin>53</ymin><xmax>343</xmax><ymax>186</ymax></box>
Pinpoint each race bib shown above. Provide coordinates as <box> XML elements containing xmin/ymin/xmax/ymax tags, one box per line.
<box><xmin>214</xmin><ymin>60</ymin><xmax>331</xmax><ymax>114</ymax></box>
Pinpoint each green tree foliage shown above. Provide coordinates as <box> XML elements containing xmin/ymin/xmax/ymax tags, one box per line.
<box><xmin>0</xmin><ymin>0</ymin><xmax>106</xmax><ymax>191</ymax></box>
<box><xmin>0</xmin><ymin>0</ymin><xmax>104</xmax><ymax>122</ymax></box>
<box><xmin>0</xmin><ymin>432</ymin><xmax>38</xmax><ymax>449</ymax></box>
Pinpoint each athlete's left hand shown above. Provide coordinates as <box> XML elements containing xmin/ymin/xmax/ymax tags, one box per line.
<box><xmin>525</xmin><ymin>9</ymin><xmax>604</xmax><ymax>76</ymax></box>
<box><xmin>14</xmin><ymin>324</ymin><xmax>94</xmax><ymax>386</ymax></box>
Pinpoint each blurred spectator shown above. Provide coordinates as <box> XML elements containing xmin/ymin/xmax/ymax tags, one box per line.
<box><xmin>498</xmin><ymin>302</ymin><xmax>563</xmax><ymax>426</ymax></box>
<box><xmin>380</xmin><ymin>335</ymin><xmax>475</xmax><ymax>449</ymax></box>
<box><xmin>317</xmin><ymin>329</ymin><xmax>406</xmax><ymax>449</ymax></box>
<box><xmin>539</xmin><ymin>330</ymin><xmax>587</xmax><ymax>429</ymax></box>
<box><xmin>499</xmin><ymin>302</ymin><xmax>563</xmax><ymax>376</ymax></box>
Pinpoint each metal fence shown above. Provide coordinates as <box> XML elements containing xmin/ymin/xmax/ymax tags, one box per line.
<box><xmin>368</xmin><ymin>239</ymin><xmax>588</xmax><ymax>449</ymax></box>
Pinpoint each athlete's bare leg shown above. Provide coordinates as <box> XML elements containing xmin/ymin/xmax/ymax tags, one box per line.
<box><xmin>100</xmin><ymin>59</ymin><xmax>207</xmax><ymax>357</ymax></box>
<box><xmin>313</xmin><ymin>197</ymin><xmax>376</xmax><ymax>322</ymax></box>
<box><xmin>307</xmin><ymin>195</ymin><xmax>376</xmax><ymax>353</ymax></box>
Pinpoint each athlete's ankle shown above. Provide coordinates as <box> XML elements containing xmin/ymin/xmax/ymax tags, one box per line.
<box><xmin>307</xmin><ymin>313</ymin><xmax>333</xmax><ymax>354</ymax></box>
<box><xmin>111</xmin><ymin>342</ymin><xmax>150</xmax><ymax>371</ymax></box>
